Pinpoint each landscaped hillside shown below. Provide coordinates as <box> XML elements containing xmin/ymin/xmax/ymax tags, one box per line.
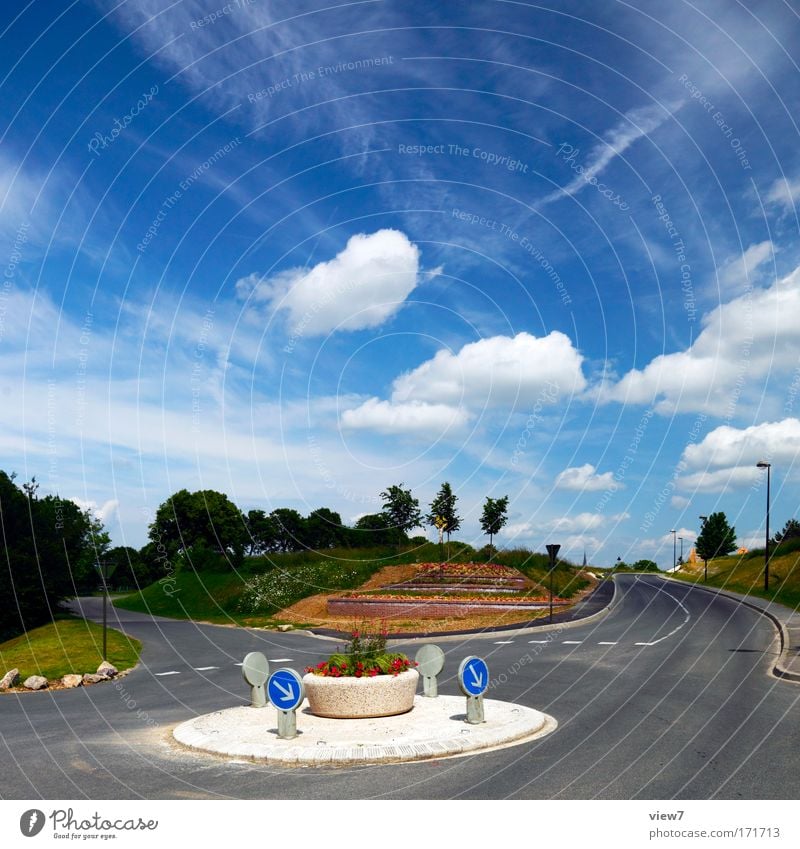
<box><xmin>674</xmin><ymin>539</ymin><xmax>800</xmax><ymax>609</ymax></box>
<box><xmin>114</xmin><ymin>542</ymin><xmax>591</xmax><ymax>629</ymax></box>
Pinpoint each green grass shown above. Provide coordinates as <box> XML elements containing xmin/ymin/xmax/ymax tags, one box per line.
<box><xmin>113</xmin><ymin>542</ymin><xmax>592</xmax><ymax>624</ymax></box>
<box><xmin>673</xmin><ymin>548</ymin><xmax>800</xmax><ymax>610</ymax></box>
<box><xmin>0</xmin><ymin>617</ymin><xmax>141</xmax><ymax>681</ymax></box>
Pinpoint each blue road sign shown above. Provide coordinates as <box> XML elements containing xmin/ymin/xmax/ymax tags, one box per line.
<box><xmin>267</xmin><ymin>668</ymin><xmax>304</xmax><ymax>712</ymax></box>
<box><xmin>458</xmin><ymin>656</ymin><xmax>489</xmax><ymax>697</ymax></box>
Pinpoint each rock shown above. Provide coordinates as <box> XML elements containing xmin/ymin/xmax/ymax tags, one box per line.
<box><xmin>62</xmin><ymin>674</ymin><xmax>83</xmax><ymax>689</ymax></box>
<box><xmin>97</xmin><ymin>661</ymin><xmax>118</xmax><ymax>678</ymax></box>
<box><xmin>82</xmin><ymin>673</ymin><xmax>105</xmax><ymax>685</ymax></box>
<box><xmin>277</xmin><ymin>624</ymin><xmax>293</xmax><ymax>632</ymax></box>
<box><xmin>23</xmin><ymin>675</ymin><xmax>48</xmax><ymax>691</ymax></box>
<box><xmin>0</xmin><ymin>668</ymin><xmax>21</xmax><ymax>690</ymax></box>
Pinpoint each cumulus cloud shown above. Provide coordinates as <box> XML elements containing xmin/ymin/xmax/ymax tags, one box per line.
<box><xmin>237</xmin><ymin>229</ymin><xmax>425</xmax><ymax>334</ymax></box>
<box><xmin>676</xmin><ymin>418</ymin><xmax>800</xmax><ymax>492</ymax></box>
<box><xmin>392</xmin><ymin>331</ymin><xmax>586</xmax><ymax>407</ymax></box>
<box><xmin>555</xmin><ymin>463</ymin><xmax>619</xmax><ymax>492</ymax></box>
<box><xmin>340</xmin><ymin>398</ymin><xmax>469</xmax><ymax>436</ymax></box>
<box><xmin>604</xmin><ymin>266</ymin><xmax>800</xmax><ymax>414</ymax></box>
<box><xmin>339</xmin><ymin>330</ymin><xmax>585</xmax><ymax>435</ymax></box>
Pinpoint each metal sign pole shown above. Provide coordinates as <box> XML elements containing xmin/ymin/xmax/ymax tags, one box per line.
<box><xmin>546</xmin><ymin>544</ymin><xmax>561</xmax><ymax>623</ymax></box>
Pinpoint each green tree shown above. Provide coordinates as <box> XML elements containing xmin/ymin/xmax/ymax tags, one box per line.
<box><xmin>632</xmin><ymin>559</ymin><xmax>660</xmax><ymax>572</ymax></box>
<box><xmin>696</xmin><ymin>512</ymin><xmax>737</xmax><ymax>560</ymax></box>
<box><xmin>380</xmin><ymin>484</ymin><xmax>421</xmax><ymax>549</ymax></box>
<box><xmin>269</xmin><ymin>508</ymin><xmax>306</xmax><ymax>552</ymax></box>
<box><xmin>149</xmin><ymin>489</ymin><xmax>246</xmax><ymax>569</ymax></box>
<box><xmin>244</xmin><ymin>509</ymin><xmax>279</xmax><ymax>555</ymax></box>
<box><xmin>774</xmin><ymin>518</ymin><xmax>800</xmax><ymax>543</ymax></box>
<box><xmin>480</xmin><ymin>495</ymin><xmax>509</xmax><ymax>558</ymax></box>
<box><xmin>305</xmin><ymin>508</ymin><xmax>345</xmax><ymax>550</ymax></box>
<box><xmin>427</xmin><ymin>482</ymin><xmax>461</xmax><ymax>560</ymax></box>
<box><xmin>350</xmin><ymin>513</ymin><xmax>404</xmax><ymax>547</ymax></box>
<box><xmin>0</xmin><ymin>471</ymin><xmax>99</xmax><ymax>640</ymax></box>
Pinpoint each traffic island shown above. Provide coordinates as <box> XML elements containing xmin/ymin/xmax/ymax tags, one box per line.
<box><xmin>172</xmin><ymin>696</ymin><xmax>556</xmax><ymax>766</ymax></box>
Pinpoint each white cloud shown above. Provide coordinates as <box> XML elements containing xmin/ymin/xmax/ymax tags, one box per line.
<box><xmin>604</xmin><ymin>266</ymin><xmax>800</xmax><ymax>414</ymax></box>
<box><xmin>71</xmin><ymin>498</ymin><xmax>120</xmax><ymax>524</ymax></box>
<box><xmin>671</xmin><ymin>495</ymin><xmax>690</xmax><ymax>509</ymax></box>
<box><xmin>715</xmin><ymin>241</ymin><xmax>774</xmax><ymax>295</ymax></box>
<box><xmin>237</xmin><ymin>229</ymin><xmax>424</xmax><ymax>334</ymax></box>
<box><xmin>765</xmin><ymin>175</ymin><xmax>800</xmax><ymax>211</ymax></box>
<box><xmin>676</xmin><ymin>418</ymin><xmax>800</xmax><ymax>493</ymax></box>
<box><xmin>339</xmin><ymin>330</ymin><xmax>585</xmax><ymax>435</ymax></box>
<box><xmin>542</xmin><ymin>101</ymin><xmax>679</xmax><ymax>205</ymax></box>
<box><xmin>340</xmin><ymin>398</ymin><xmax>469</xmax><ymax>436</ymax></box>
<box><xmin>392</xmin><ymin>331</ymin><xmax>585</xmax><ymax>407</ymax></box>
<box><xmin>555</xmin><ymin>463</ymin><xmax>619</xmax><ymax>492</ymax></box>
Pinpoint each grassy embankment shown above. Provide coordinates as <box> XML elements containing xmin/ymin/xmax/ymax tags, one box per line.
<box><xmin>0</xmin><ymin>617</ymin><xmax>141</xmax><ymax>681</ymax></box>
<box><xmin>672</xmin><ymin>539</ymin><xmax>800</xmax><ymax>610</ymax></box>
<box><xmin>113</xmin><ymin>542</ymin><xmax>591</xmax><ymax>627</ymax></box>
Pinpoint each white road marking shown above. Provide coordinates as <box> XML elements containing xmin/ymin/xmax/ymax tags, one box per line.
<box><xmin>528</xmin><ymin>640</ymin><xmax>549</xmax><ymax>644</ymax></box>
<box><xmin>193</xmin><ymin>666</ymin><xmax>219</xmax><ymax>671</ymax></box>
<box><xmin>268</xmin><ymin>658</ymin><xmax>293</xmax><ymax>662</ymax></box>
<box><xmin>598</xmin><ymin>641</ymin><xmax>618</xmax><ymax>645</ymax></box>
<box><xmin>634</xmin><ymin>578</ymin><xmax>692</xmax><ymax>645</ymax></box>
<box><xmin>155</xmin><ymin>671</ymin><xmax>180</xmax><ymax>676</ymax></box>
<box><xmin>563</xmin><ymin>640</ymin><xmax>583</xmax><ymax>644</ymax></box>
<box><xmin>233</xmin><ymin>662</ymin><xmax>243</xmax><ymax>666</ymax></box>
<box><xmin>494</xmin><ymin>641</ymin><xmax>514</xmax><ymax>645</ymax></box>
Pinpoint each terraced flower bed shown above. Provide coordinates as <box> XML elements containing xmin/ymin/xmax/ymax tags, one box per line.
<box><xmin>326</xmin><ymin>561</ymin><xmax>561</xmax><ymax>619</ymax></box>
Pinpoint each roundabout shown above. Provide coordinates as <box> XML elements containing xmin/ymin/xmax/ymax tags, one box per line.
<box><xmin>172</xmin><ymin>695</ymin><xmax>557</xmax><ymax>766</ymax></box>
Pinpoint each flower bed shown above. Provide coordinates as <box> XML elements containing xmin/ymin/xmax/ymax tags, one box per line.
<box><xmin>328</xmin><ymin>596</ymin><xmax>568</xmax><ymax>618</ymax></box>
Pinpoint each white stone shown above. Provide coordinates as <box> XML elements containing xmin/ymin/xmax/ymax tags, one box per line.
<box><xmin>0</xmin><ymin>668</ymin><xmax>20</xmax><ymax>690</ymax></box>
<box><xmin>23</xmin><ymin>675</ymin><xmax>48</xmax><ymax>690</ymax></box>
<box><xmin>61</xmin><ymin>674</ymin><xmax>83</xmax><ymax>689</ymax></box>
<box><xmin>97</xmin><ymin>661</ymin><xmax>118</xmax><ymax>678</ymax></box>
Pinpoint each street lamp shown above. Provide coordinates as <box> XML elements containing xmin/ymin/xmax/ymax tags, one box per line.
<box><xmin>670</xmin><ymin>529</ymin><xmax>677</xmax><ymax>571</ymax></box>
<box><xmin>756</xmin><ymin>461</ymin><xmax>772</xmax><ymax>593</ymax></box>
<box><xmin>546</xmin><ymin>544</ymin><xmax>561</xmax><ymax>623</ymax></box>
<box><xmin>699</xmin><ymin>516</ymin><xmax>708</xmax><ymax>582</ymax></box>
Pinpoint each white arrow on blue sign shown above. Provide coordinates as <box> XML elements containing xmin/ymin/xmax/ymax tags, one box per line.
<box><xmin>458</xmin><ymin>656</ymin><xmax>489</xmax><ymax>697</ymax></box>
<box><xmin>267</xmin><ymin>668</ymin><xmax>304</xmax><ymax>711</ymax></box>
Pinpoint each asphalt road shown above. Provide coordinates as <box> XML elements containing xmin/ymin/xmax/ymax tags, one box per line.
<box><xmin>1</xmin><ymin>574</ymin><xmax>797</xmax><ymax>799</ymax></box>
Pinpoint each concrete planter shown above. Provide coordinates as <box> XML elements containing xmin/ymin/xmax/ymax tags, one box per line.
<box><xmin>302</xmin><ymin>669</ymin><xmax>419</xmax><ymax>719</ymax></box>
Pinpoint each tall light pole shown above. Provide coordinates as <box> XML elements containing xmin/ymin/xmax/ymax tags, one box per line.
<box><xmin>679</xmin><ymin>536</ymin><xmax>684</xmax><ymax>564</ymax></box>
<box><xmin>757</xmin><ymin>461</ymin><xmax>771</xmax><ymax>593</ymax></box>
<box><xmin>699</xmin><ymin>516</ymin><xmax>708</xmax><ymax>582</ymax></box>
<box><xmin>670</xmin><ymin>529</ymin><xmax>677</xmax><ymax>571</ymax></box>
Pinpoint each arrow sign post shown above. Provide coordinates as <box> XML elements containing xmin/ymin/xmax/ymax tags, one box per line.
<box><xmin>267</xmin><ymin>668</ymin><xmax>305</xmax><ymax>739</ymax></box>
<box><xmin>546</xmin><ymin>543</ymin><xmax>561</xmax><ymax>623</ymax></box>
<box><xmin>241</xmin><ymin>652</ymin><xmax>270</xmax><ymax>708</ymax></box>
<box><xmin>458</xmin><ymin>656</ymin><xmax>489</xmax><ymax>724</ymax></box>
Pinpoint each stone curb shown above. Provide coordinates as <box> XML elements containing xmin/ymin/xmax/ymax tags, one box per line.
<box><xmin>665</xmin><ymin>577</ymin><xmax>800</xmax><ymax>683</ymax></box>
<box><xmin>172</xmin><ymin>696</ymin><xmax>558</xmax><ymax>767</ymax></box>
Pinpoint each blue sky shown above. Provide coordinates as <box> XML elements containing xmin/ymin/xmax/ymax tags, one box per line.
<box><xmin>2</xmin><ymin>0</ymin><xmax>800</xmax><ymax>566</ymax></box>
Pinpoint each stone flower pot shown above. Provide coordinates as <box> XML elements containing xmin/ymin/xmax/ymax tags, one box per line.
<box><xmin>302</xmin><ymin>669</ymin><xmax>419</xmax><ymax>719</ymax></box>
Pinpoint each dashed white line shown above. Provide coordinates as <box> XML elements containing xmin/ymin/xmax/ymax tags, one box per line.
<box><xmin>635</xmin><ymin>641</ymin><xmax>656</xmax><ymax>646</ymax></box>
<box><xmin>528</xmin><ymin>640</ymin><xmax>549</xmax><ymax>644</ymax></box>
<box><xmin>598</xmin><ymin>641</ymin><xmax>618</xmax><ymax>645</ymax></box>
<box><xmin>155</xmin><ymin>671</ymin><xmax>180</xmax><ymax>676</ymax></box>
<box><xmin>563</xmin><ymin>640</ymin><xmax>583</xmax><ymax>645</ymax></box>
<box><xmin>193</xmin><ymin>666</ymin><xmax>219</xmax><ymax>671</ymax></box>
<box><xmin>268</xmin><ymin>658</ymin><xmax>293</xmax><ymax>662</ymax></box>
<box><xmin>494</xmin><ymin>641</ymin><xmax>514</xmax><ymax>645</ymax></box>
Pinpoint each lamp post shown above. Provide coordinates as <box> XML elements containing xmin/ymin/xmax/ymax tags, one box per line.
<box><xmin>756</xmin><ymin>461</ymin><xmax>771</xmax><ymax>593</ymax></box>
<box><xmin>546</xmin><ymin>544</ymin><xmax>560</xmax><ymax>623</ymax></box>
<box><xmin>699</xmin><ymin>516</ymin><xmax>708</xmax><ymax>582</ymax></box>
<box><xmin>670</xmin><ymin>529</ymin><xmax>677</xmax><ymax>571</ymax></box>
